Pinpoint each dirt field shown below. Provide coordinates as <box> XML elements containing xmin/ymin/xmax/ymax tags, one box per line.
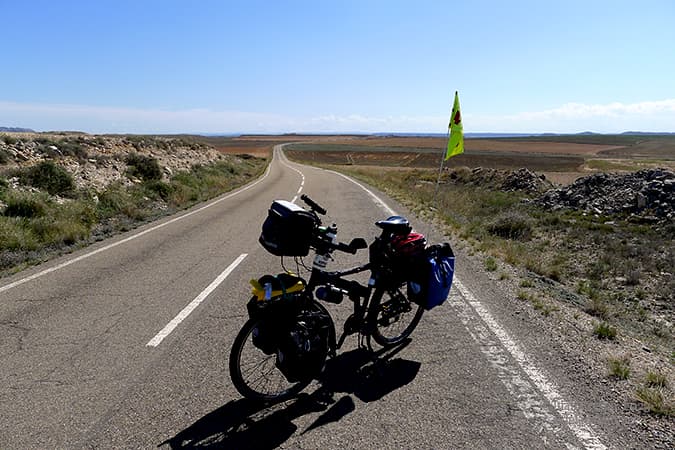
<box><xmin>281</xmin><ymin>134</ymin><xmax>675</xmax><ymax>185</ymax></box>
<box><xmin>284</xmin><ymin>149</ymin><xmax>585</xmax><ymax>172</ymax></box>
<box><xmin>184</xmin><ymin>134</ymin><xmax>675</xmax><ymax>185</ymax></box>
<box><xmin>324</xmin><ymin>136</ymin><xmax>622</xmax><ymax>156</ymax></box>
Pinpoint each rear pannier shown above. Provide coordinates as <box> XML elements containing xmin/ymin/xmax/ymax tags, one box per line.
<box><xmin>259</xmin><ymin>200</ymin><xmax>318</xmax><ymax>256</ymax></box>
<box><xmin>409</xmin><ymin>243</ymin><xmax>455</xmax><ymax>310</ymax></box>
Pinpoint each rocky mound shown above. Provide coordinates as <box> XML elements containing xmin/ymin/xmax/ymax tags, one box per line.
<box><xmin>537</xmin><ymin>168</ymin><xmax>675</xmax><ymax>222</ymax></box>
<box><xmin>447</xmin><ymin>167</ymin><xmax>555</xmax><ymax>195</ymax></box>
<box><xmin>0</xmin><ymin>133</ymin><xmax>221</xmax><ymax>190</ymax></box>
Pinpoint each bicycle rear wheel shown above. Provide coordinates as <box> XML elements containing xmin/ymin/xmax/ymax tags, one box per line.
<box><xmin>370</xmin><ymin>283</ymin><xmax>424</xmax><ymax>347</ymax></box>
<box><xmin>229</xmin><ymin>317</ymin><xmax>312</xmax><ymax>403</ymax></box>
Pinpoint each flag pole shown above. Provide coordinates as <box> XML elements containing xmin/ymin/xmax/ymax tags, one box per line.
<box><xmin>433</xmin><ymin>127</ymin><xmax>451</xmax><ymax>202</ymax></box>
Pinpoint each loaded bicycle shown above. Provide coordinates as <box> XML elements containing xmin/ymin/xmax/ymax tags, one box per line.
<box><xmin>229</xmin><ymin>194</ymin><xmax>454</xmax><ymax>402</ymax></box>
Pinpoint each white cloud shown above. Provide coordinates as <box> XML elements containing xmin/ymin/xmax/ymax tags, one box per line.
<box><xmin>1</xmin><ymin>99</ymin><xmax>674</xmax><ymax>134</ymax></box>
<box><xmin>468</xmin><ymin>99</ymin><xmax>675</xmax><ymax>133</ymax></box>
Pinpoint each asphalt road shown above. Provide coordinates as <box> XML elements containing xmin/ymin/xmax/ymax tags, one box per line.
<box><xmin>0</xmin><ymin>146</ymin><xmax>629</xmax><ymax>448</ymax></box>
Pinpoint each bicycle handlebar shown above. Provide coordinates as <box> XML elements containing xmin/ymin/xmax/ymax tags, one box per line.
<box><xmin>335</xmin><ymin>241</ymin><xmax>357</xmax><ymax>255</ymax></box>
<box><xmin>301</xmin><ymin>194</ymin><xmax>326</xmax><ymax>215</ymax></box>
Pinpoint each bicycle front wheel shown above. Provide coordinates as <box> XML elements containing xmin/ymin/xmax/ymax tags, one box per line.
<box><xmin>229</xmin><ymin>317</ymin><xmax>312</xmax><ymax>403</ymax></box>
<box><xmin>370</xmin><ymin>283</ymin><xmax>424</xmax><ymax>347</ymax></box>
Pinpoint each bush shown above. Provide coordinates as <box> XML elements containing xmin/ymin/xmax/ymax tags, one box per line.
<box><xmin>144</xmin><ymin>180</ymin><xmax>174</xmax><ymax>201</ymax></box>
<box><xmin>57</xmin><ymin>139</ymin><xmax>88</xmax><ymax>160</ymax></box>
<box><xmin>97</xmin><ymin>183</ymin><xmax>133</xmax><ymax>219</ymax></box>
<box><xmin>607</xmin><ymin>355</ymin><xmax>631</xmax><ymax>379</ymax></box>
<box><xmin>0</xmin><ymin>216</ymin><xmax>39</xmax><ymax>251</ymax></box>
<box><xmin>1</xmin><ymin>134</ymin><xmax>17</xmax><ymax>145</ymax></box>
<box><xmin>636</xmin><ymin>386</ymin><xmax>673</xmax><ymax>416</ymax></box>
<box><xmin>645</xmin><ymin>371</ymin><xmax>668</xmax><ymax>388</ymax></box>
<box><xmin>487</xmin><ymin>212</ymin><xmax>533</xmax><ymax>240</ymax></box>
<box><xmin>594</xmin><ymin>321</ymin><xmax>617</xmax><ymax>339</ymax></box>
<box><xmin>0</xmin><ymin>148</ymin><xmax>10</xmax><ymax>164</ymax></box>
<box><xmin>126</xmin><ymin>153</ymin><xmax>162</xmax><ymax>181</ymax></box>
<box><xmin>16</xmin><ymin>161</ymin><xmax>75</xmax><ymax>195</ymax></box>
<box><xmin>3</xmin><ymin>192</ymin><xmax>48</xmax><ymax>218</ymax></box>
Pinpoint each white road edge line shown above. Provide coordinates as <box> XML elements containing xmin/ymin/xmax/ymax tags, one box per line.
<box><xmin>327</xmin><ymin>170</ymin><xmax>397</xmax><ymax>216</ymax></box>
<box><xmin>283</xmin><ymin>150</ymin><xmax>605</xmax><ymax>450</ymax></box>
<box><xmin>146</xmin><ymin>253</ymin><xmax>248</xmax><ymax>347</ymax></box>
<box><xmin>0</xmin><ymin>159</ymin><xmax>273</xmax><ymax>295</ymax></box>
<box><xmin>455</xmin><ymin>281</ymin><xmax>606</xmax><ymax>450</ymax></box>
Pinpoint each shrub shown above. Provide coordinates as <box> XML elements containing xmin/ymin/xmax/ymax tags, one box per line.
<box><xmin>16</xmin><ymin>161</ymin><xmax>75</xmax><ymax>195</ymax></box>
<box><xmin>645</xmin><ymin>371</ymin><xmax>668</xmax><ymax>388</ymax></box>
<box><xmin>57</xmin><ymin>139</ymin><xmax>88</xmax><ymax>160</ymax></box>
<box><xmin>29</xmin><ymin>216</ymin><xmax>90</xmax><ymax>246</ymax></box>
<box><xmin>0</xmin><ymin>216</ymin><xmax>39</xmax><ymax>251</ymax></box>
<box><xmin>3</xmin><ymin>192</ymin><xmax>48</xmax><ymax>218</ymax></box>
<box><xmin>484</xmin><ymin>256</ymin><xmax>498</xmax><ymax>271</ymax></box>
<box><xmin>126</xmin><ymin>153</ymin><xmax>162</xmax><ymax>181</ymax></box>
<box><xmin>144</xmin><ymin>180</ymin><xmax>174</xmax><ymax>201</ymax></box>
<box><xmin>583</xmin><ymin>290</ymin><xmax>610</xmax><ymax>319</ymax></box>
<box><xmin>594</xmin><ymin>321</ymin><xmax>617</xmax><ymax>340</ymax></box>
<box><xmin>486</xmin><ymin>211</ymin><xmax>533</xmax><ymax>240</ymax></box>
<box><xmin>520</xmin><ymin>279</ymin><xmax>534</xmax><ymax>288</ymax></box>
<box><xmin>636</xmin><ymin>386</ymin><xmax>673</xmax><ymax>416</ymax></box>
<box><xmin>97</xmin><ymin>183</ymin><xmax>133</xmax><ymax>219</ymax></box>
<box><xmin>517</xmin><ymin>290</ymin><xmax>530</xmax><ymax>301</ymax></box>
<box><xmin>625</xmin><ymin>268</ymin><xmax>640</xmax><ymax>286</ymax></box>
<box><xmin>607</xmin><ymin>355</ymin><xmax>630</xmax><ymax>379</ymax></box>
<box><xmin>2</xmin><ymin>134</ymin><xmax>18</xmax><ymax>144</ymax></box>
<box><xmin>0</xmin><ymin>148</ymin><xmax>11</xmax><ymax>164</ymax></box>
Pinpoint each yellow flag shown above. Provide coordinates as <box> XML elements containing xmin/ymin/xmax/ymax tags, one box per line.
<box><xmin>445</xmin><ymin>91</ymin><xmax>464</xmax><ymax>160</ymax></box>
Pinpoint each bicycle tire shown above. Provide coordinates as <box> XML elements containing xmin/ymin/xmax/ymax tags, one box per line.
<box><xmin>229</xmin><ymin>317</ymin><xmax>312</xmax><ymax>403</ymax></box>
<box><xmin>369</xmin><ymin>284</ymin><xmax>424</xmax><ymax>347</ymax></box>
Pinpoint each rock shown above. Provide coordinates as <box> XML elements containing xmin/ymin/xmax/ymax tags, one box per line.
<box><xmin>536</xmin><ymin>168</ymin><xmax>675</xmax><ymax>222</ymax></box>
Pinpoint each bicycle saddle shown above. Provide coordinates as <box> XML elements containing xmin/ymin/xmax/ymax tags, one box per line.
<box><xmin>375</xmin><ymin>215</ymin><xmax>412</xmax><ymax>234</ymax></box>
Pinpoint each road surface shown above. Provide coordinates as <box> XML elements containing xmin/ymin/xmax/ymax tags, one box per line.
<box><xmin>1</xmin><ymin>146</ymin><xmax>636</xmax><ymax>448</ymax></box>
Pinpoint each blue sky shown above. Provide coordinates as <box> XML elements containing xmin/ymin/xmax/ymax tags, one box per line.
<box><xmin>2</xmin><ymin>0</ymin><xmax>674</xmax><ymax>134</ymax></box>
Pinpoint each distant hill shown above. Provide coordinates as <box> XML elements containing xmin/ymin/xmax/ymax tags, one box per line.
<box><xmin>0</xmin><ymin>126</ymin><xmax>34</xmax><ymax>132</ymax></box>
<box><xmin>621</xmin><ymin>131</ymin><xmax>675</xmax><ymax>135</ymax></box>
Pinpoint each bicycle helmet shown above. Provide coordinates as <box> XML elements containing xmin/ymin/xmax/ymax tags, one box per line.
<box><xmin>375</xmin><ymin>216</ymin><xmax>412</xmax><ymax>235</ymax></box>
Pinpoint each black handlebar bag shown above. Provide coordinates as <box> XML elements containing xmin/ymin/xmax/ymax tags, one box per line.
<box><xmin>259</xmin><ymin>200</ymin><xmax>318</xmax><ymax>256</ymax></box>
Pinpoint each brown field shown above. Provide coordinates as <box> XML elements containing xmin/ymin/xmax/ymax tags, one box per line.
<box><xmin>325</xmin><ymin>136</ymin><xmax>622</xmax><ymax>156</ymax></box>
<box><xmin>185</xmin><ymin>134</ymin><xmax>675</xmax><ymax>185</ymax></box>
<box><xmin>192</xmin><ymin>136</ymin><xmax>274</xmax><ymax>157</ymax></box>
<box><xmin>285</xmin><ymin>150</ymin><xmax>584</xmax><ymax>172</ymax></box>
<box><xmin>194</xmin><ymin>134</ymin><xmax>366</xmax><ymax>157</ymax></box>
<box><xmin>281</xmin><ymin>134</ymin><xmax>675</xmax><ymax>185</ymax></box>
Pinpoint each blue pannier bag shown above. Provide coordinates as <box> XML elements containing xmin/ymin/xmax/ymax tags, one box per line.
<box><xmin>409</xmin><ymin>243</ymin><xmax>455</xmax><ymax>310</ymax></box>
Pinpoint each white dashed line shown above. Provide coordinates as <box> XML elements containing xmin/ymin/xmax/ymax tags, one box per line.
<box><xmin>146</xmin><ymin>253</ymin><xmax>248</xmax><ymax>347</ymax></box>
<box><xmin>0</xmin><ymin>162</ymin><xmax>272</xmax><ymax>295</ymax></box>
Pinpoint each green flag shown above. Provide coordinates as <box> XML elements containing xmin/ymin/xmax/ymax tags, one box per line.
<box><xmin>445</xmin><ymin>91</ymin><xmax>464</xmax><ymax>160</ymax></box>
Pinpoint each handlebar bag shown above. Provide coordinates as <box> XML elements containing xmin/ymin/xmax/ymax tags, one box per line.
<box><xmin>259</xmin><ymin>200</ymin><xmax>318</xmax><ymax>256</ymax></box>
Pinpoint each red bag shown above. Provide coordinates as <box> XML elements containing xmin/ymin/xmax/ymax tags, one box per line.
<box><xmin>391</xmin><ymin>232</ymin><xmax>426</xmax><ymax>258</ymax></box>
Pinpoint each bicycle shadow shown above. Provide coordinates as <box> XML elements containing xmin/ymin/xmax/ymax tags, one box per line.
<box><xmin>160</xmin><ymin>341</ymin><xmax>420</xmax><ymax>449</ymax></box>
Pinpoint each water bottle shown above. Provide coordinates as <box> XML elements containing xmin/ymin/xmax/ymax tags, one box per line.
<box><xmin>264</xmin><ymin>282</ymin><xmax>272</xmax><ymax>300</ymax></box>
<box><xmin>316</xmin><ymin>285</ymin><xmax>344</xmax><ymax>304</ymax></box>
